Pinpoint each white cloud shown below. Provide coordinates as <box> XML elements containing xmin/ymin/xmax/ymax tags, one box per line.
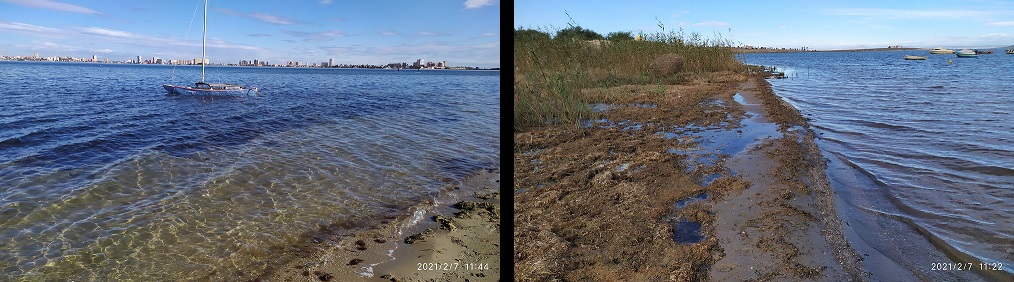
<box><xmin>988</xmin><ymin>21</ymin><xmax>1014</xmax><ymax>26</ymax></box>
<box><xmin>319</xmin><ymin>0</ymin><xmax>332</xmax><ymax>4</ymax></box>
<box><xmin>693</xmin><ymin>21</ymin><xmax>729</xmax><ymax>27</ymax></box>
<box><xmin>283</xmin><ymin>30</ymin><xmax>348</xmax><ymax>42</ymax></box>
<box><xmin>215</xmin><ymin>8</ymin><xmax>295</xmax><ymax>25</ymax></box>
<box><xmin>4</xmin><ymin>0</ymin><xmax>100</xmax><ymax>15</ymax></box>
<box><xmin>416</xmin><ymin>31</ymin><xmax>451</xmax><ymax>37</ymax></box>
<box><xmin>70</xmin><ymin>26</ymin><xmax>267</xmax><ymax>54</ymax></box>
<box><xmin>378</xmin><ymin>31</ymin><xmax>398</xmax><ymax>36</ymax></box>
<box><xmin>38</xmin><ymin>41</ymin><xmax>78</xmax><ymax>51</ymax></box>
<box><xmin>0</xmin><ymin>21</ymin><xmax>62</xmax><ymax>33</ymax></box>
<box><xmin>77</xmin><ymin>27</ymin><xmax>134</xmax><ymax>38</ymax></box>
<box><xmin>96</xmin><ymin>48</ymin><xmax>114</xmax><ymax>53</ymax></box>
<box><xmin>823</xmin><ymin>8</ymin><xmax>1006</xmax><ymax>20</ymax></box>
<box><xmin>249</xmin><ymin>13</ymin><xmax>294</xmax><ymax>25</ymax></box>
<box><xmin>464</xmin><ymin>0</ymin><xmax>496</xmax><ymax>9</ymax></box>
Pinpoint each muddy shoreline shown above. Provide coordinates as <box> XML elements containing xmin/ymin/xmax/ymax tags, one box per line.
<box><xmin>513</xmin><ymin>72</ymin><xmax>865</xmax><ymax>281</ymax></box>
<box><xmin>255</xmin><ymin>169</ymin><xmax>501</xmax><ymax>282</ymax></box>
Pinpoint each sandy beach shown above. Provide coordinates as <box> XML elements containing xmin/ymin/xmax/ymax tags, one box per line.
<box><xmin>255</xmin><ymin>169</ymin><xmax>501</xmax><ymax>281</ymax></box>
<box><xmin>513</xmin><ymin>72</ymin><xmax>865</xmax><ymax>281</ymax></box>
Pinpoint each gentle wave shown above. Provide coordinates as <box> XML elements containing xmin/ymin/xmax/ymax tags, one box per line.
<box><xmin>744</xmin><ymin>51</ymin><xmax>1014</xmax><ymax>279</ymax></box>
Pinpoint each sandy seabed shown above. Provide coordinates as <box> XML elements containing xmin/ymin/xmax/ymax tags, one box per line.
<box><xmin>256</xmin><ymin>169</ymin><xmax>501</xmax><ymax>282</ymax></box>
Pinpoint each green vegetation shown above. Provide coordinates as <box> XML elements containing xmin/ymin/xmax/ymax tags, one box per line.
<box><xmin>514</xmin><ymin>24</ymin><xmax>745</xmax><ymax>131</ymax></box>
<box><xmin>606</xmin><ymin>31</ymin><xmax>635</xmax><ymax>42</ymax></box>
<box><xmin>554</xmin><ymin>26</ymin><xmax>604</xmax><ymax>41</ymax></box>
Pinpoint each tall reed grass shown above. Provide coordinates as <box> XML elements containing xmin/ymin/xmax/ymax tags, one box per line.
<box><xmin>514</xmin><ymin>25</ymin><xmax>745</xmax><ymax>131</ymax></box>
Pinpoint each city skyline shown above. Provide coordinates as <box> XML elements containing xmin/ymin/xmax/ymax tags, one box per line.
<box><xmin>0</xmin><ymin>0</ymin><xmax>500</xmax><ymax>68</ymax></box>
<box><xmin>2</xmin><ymin>51</ymin><xmax>493</xmax><ymax>70</ymax></box>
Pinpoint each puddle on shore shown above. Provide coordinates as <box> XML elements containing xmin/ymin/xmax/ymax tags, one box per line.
<box><xmin>675</xmin><ymin>192</ymin><xmax>709</xmax><ymax>208</ymax></box>
<box><xmin>659</xmin><ymin>94</ymin><xmax>781</xmax><ymax>181</ymax></box>
<box><xmin>591</xmin><ymin>103</ymin><xmax>620</xmax><ymax>113</ymax></box>
<box><xmin>589</xmin><ymin>102</ymin><xmax>658</xmax><ymax>113</ymax></box>
<box><xmin>521</xmin><ymin>148</ymin><xmax>544</xmax><ymax>157</ymax></box>
<box><xmin>733</xmin><ymin>93</ymin><xmax>745</xmax><ymax>104</ymax></box>
<box><xmin>667</xmin><ymin>192</ymin><xmax>711</xmax><ymax>244</ymax></box>
<box><xmin>673</xmin><ymin>220</ymin><xmax>705</xmax><ymax>244</ymax></box>
<box><xmin>583</xmin><ymin>96</ymin><xmax>780</xmax><ymax>246</ymax></box>
<box><xmin>580</xmin><ymin>118</ymin><xmax>645</xmax><ymax>130</ymax></box>
<box><xmin>664</xmin><ymin>94</ymin><xmax>784</xmax><ymax>245</ymax></box>
<box><xmin>699</xmin><ymin>174</ymin><xmax>721</xmax><ymax>186</ymax></box>
<box><xmin>627</xmin><ymin>102</ymin><xmax>658</xmax><ymax>109</ymax></box>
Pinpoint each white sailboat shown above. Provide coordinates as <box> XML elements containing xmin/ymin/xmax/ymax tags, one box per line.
<box><xmin>162</xmin><ymin>0</ymin><xmax>257</xmax><ymax>95</ymax></box>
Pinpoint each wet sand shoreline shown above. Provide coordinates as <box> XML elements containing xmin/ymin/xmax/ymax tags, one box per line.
<box><xmin>255</xmin><ymin>169</ymin><xmax>501</xmax><ymax>281</ymax></box>
<box><xmin>514</xmin><ymin>72</ymin><xmax>866</xmax><ymax>280</ymax></box>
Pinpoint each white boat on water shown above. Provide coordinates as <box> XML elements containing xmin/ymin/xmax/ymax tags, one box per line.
<box><xmin>162</xmin><ymin>0</ymin><xmax>258</xmax><ymax>96</ymax></box>
<box><xmin>904</xmin><ymin>55</ymin><xmax>927</xmax><ymax>60</ymax></box>
<box><xmin>956</xmin><ymin>49</ymin><xmax>978</xmax><ymax>58</ymax></box>
<box><xmin>929</xmin><ymin>47</ymin><xmax>956</xmax><ymax>54</ymax></box>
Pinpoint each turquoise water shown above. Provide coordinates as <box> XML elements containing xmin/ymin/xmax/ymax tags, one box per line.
<box><xmin>0</xmin><ymin>61</ymin><xmax>500</xmax><ymax>280</ymax></box>
<box><xmin>743</xmin><ymin>50</ymin><xmax>1013</xmax><ymax>281</ymax></box>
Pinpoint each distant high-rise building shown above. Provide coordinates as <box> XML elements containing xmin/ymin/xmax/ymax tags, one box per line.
<box><xmin>34</xmin><ymin>52</ymin><xmax>39</xmax><ymax>59</ymax></box>
<box><xmin>92</xmin><ymin>54</ymin><xmax>97</xmax><ymax>62</ymax></box>
<box><xmin>329</xmin><ymin>58</ymin><xmax>334</xmax><ymax>67</ymax></box>
<box><xmin>137</xmin><ymin>55</ymin><xmax>142</xmax><ymax>64</ymax></box>
<box><xmin>253</xmin><ymin>59</ymin><xmax>259</xmax><ymax>66</ymax></box>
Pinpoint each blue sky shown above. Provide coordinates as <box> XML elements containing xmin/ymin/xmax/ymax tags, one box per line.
<box><xmin>0</xmin><ymin>0</ymin><xmax>500</xmax><ymax>67</ymax></box>
<box><xmin>515</xmin><ymin>0</ymin><xmax>1014</xmax><ymax>50</ymax></box>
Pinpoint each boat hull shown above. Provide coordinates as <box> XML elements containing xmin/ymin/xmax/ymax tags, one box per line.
<box><xmin>162</xmin><ymin>84</ymin><xmax>258</xmax><ymax>95</ymax></box>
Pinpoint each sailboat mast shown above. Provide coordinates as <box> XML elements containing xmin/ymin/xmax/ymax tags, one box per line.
<box><xmin>201</xmin><ymin>0</ymin><xmax>207</xmax><ymax>82</ymax></box>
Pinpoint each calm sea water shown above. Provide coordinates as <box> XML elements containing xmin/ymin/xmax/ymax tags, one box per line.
<box><xmin>0</xmin><ymin>61</ymin><xmax>500</xmax><ymax>280</ymax></box>
<box><xmin>742</xmin><ymin>51</ymin><xmax>1013</xmax><ymax>281</ymax></box>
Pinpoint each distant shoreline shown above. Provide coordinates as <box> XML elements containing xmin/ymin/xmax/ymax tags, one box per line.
<box><xmin>733</xmin><ymin>47</ymin><xmax>926</xmax><ymax>53</ymax></box>
<box><xmin>0</xmin><ymin>60</ymin><xmax>500</xmax><ymax>70</ymax></box>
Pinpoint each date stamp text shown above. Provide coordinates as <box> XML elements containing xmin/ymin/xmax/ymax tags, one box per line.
<box><xmin>930</xmin><ymin>262</ymin><xmax>1003</xmax><ymax>271</ymax></box>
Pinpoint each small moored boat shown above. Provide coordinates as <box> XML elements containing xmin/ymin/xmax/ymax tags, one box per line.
<box><xmin>956</xmin><ymin>49</ymin><xmax>978</xmax><ymax>58</ymax></box>
<box><xmin>929</xmin><ymin>47</ymin><xmax>955</xmax><ymax>54</ymax></box>
<box><xmin>974</xmin><ymin>49</ymin><xmax>993</xmax><ymax>54</ymax></box>
<box><xmin>162</xmin><ymin>0</ymin><xmax>257</xmax><ymax>96</ymax></box>
<box><xmin>904</xmin><ymin>55</ymin><xmax>927</xmax><ymax>60</ymax></box>
<box><xmin>163</xmin><ymin>82</ymin><xmax>259</xmax><ymax>95</ymax></box>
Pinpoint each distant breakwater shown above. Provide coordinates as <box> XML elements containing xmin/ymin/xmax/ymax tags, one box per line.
<box><xmin>735</xmin><ymin>47</ymin><xmax>924</xmax><ymax>53</ymax></box>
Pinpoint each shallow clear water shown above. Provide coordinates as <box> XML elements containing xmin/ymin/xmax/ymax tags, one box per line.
<box><xmin>742</xmin><ymin>51</ymin><xmax>1013</xmax><ymax>280</ymax></box>
<box><xmin>0</xmin><ymin>61</ymin><xmax>500</xmax><ymax>280</ymax></box>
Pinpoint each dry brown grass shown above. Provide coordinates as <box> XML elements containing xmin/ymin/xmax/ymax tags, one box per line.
<box><xmin>513</xmin><ymin>27</ymin><xmax>744</xmax><ymax>131</ymax></box>
<box><xmin>514</xmin><ymin>74</ymin><xmax>758</xmax><ymax>281</ymax></box>
<box><xmin>649</xmin><ymin>53</ymin><xmax>685</xmax><ymax>77</ymax></box>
